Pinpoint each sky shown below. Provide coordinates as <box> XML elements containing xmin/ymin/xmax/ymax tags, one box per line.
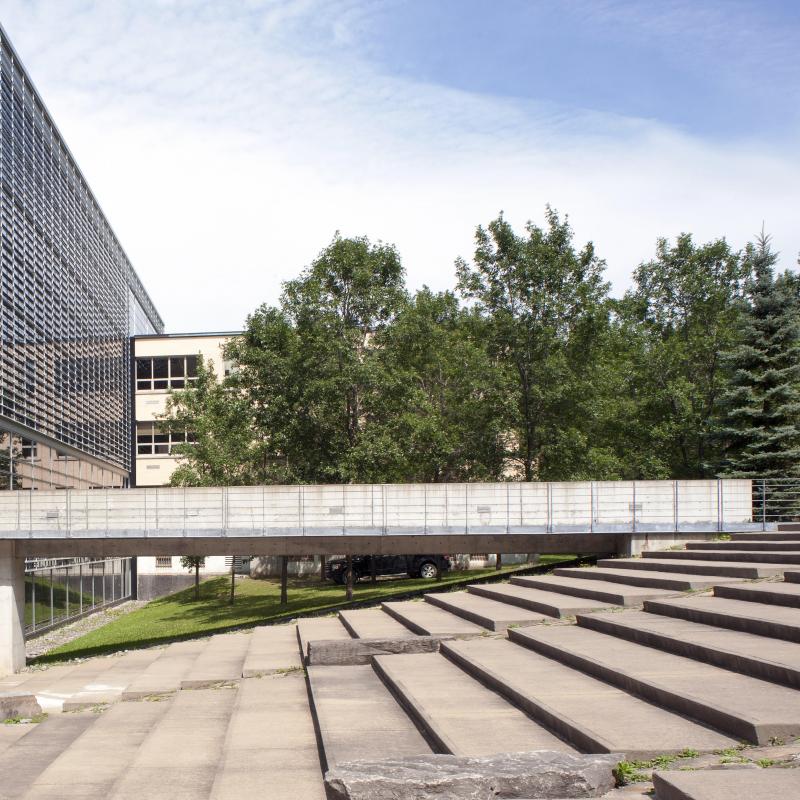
<box><xmin>1</xmin><ymin>0</ymin><xmax>799</xmax><ymax>332</ymax></box>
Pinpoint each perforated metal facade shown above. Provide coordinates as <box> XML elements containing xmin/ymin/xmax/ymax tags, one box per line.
<box><xmin>0</xmin><ymin>24</ymin><xmax>163</xmax><ymax>489</ymax></box>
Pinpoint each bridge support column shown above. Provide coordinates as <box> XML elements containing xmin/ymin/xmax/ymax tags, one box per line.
<box><xmin>0</xmin><ymin>542</ymin><xmax>26</xmax><ymax>676</ymax></box>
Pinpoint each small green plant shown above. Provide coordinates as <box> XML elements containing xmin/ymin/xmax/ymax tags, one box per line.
<box><xmin>756</xmin><ymin>758</ymin><xmax>776</xmax><ymax>768</ymax></box>
<box><xmin>3</xmin><ymin>712</ymin><xmax>48</xmax><ymax>725</ymax></box>
<box><xmin>614</xmin><ymin>761</ymin><xmax>650</xmax><ymax>785</ymax></box>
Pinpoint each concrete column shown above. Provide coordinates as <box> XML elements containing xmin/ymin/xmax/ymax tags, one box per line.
<box><xmin>0</xmin><ymin>541</ymin><xmax>26</xmax><ymax>676</ymax></box>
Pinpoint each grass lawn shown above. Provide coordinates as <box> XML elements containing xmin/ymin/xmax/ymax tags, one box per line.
<box><xmin>34</xmin><ymin>556</ymin><xmax>576</xmax><ymax>663</ymax></box>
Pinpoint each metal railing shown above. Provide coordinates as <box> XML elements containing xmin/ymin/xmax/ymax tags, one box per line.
<box><xmin>0</xmin><ymin>479</ymin><xmax>773</xmax><ymax>538</ymax></box>
<box><xmin>25</xmin><ymin>557</ymin><xmax>132</xmax><ymax>637</ymax></box>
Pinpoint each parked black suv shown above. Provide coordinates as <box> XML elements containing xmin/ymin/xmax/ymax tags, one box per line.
<box><xmin>326</xmin><ymin>554</ymin><xmax>451</xmax><ymax>584</ymax></box>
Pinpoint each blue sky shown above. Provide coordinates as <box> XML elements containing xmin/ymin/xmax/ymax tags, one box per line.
<box><xmin>1</xmin><ymin>0</ymin><xmax>798</xmax><ymax>331</ymax></box>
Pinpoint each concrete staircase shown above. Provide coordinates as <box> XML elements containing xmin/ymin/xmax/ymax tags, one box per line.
<box><xmin>4</xmin><ymin>533</ymin><xmax>800</xmax><ymax>798</ymax></box>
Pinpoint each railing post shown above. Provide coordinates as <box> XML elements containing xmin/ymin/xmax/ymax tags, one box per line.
<box><xmin>424</xmin><ymin>484</ymin><xmax>428</xmax><ymax>535</ymax></box>
<box><xmin>65</xmin><ymin>489</ymin><xmax>70</xmax><ymax>536</ymax></box>
<box><xmin>31</xmin><ymin>571</ymin><xmax>35</xmax><ymax>632</ymax></box>
<box><xmin>590</xmin><ymin>481</ymin><xmax>595</xmax><ymax>533</ymax></box>
<box><xmin>673</xmin><ymin>480</ymin><xmax>678</xmax><ymax>532</ymax></box>
<box><xmin>718</xmin><ymin>479</ymin><xmax>723</xmax><ymax>532</ymax></box>
<box><xmin>465</xmin><ymin>483</ymin><xmax>469</xmax><ymax>534</ymax></box>
<box><xmin>506</xmin><ymin>482</ymin><xmax>510</xmax><ymax>534</ymax></box>
<box><xmin>546</xmin><ymin>482</ymin><xmax>552</xmax><ymax>534</ymax></box>
<box><xmin>632</xmin><ymin>481</ymin><xmax>637</xmax><ymax>533</ymax></box>
<box><xmin>79</xmin><ymin>563</ymin><xmax>83</xmax><ymax>615</ymax></box>
<box><xmin>762</xmin><ymin>479</ymin><xmax>767</xmax><ymax>531</ymax></box>
<box><xmin>342</xmin><ymin>484</ymin><xmax>346</xmax><ymax>536</ymax></box>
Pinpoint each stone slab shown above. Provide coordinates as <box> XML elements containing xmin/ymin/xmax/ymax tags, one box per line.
<box><xmin>509</xmin><ymin>624</ymin><xmax>800</xmax><ymax>744</ymax></box>
<box><xmin>598</xmin><ymin>558</ymin><xmax>789</xmax><ymax>579</ymax></box>
<box><xmin>122</xmin><ymin>639</ymin><xmax>207</xmax><ymax>699</ymax></box>
<box><xmin>297</xmin><ymin>617</ymin><xmax>352</xmax><ymax>663</ymax></box>
<box><xmin>0</xmin><ymin>690</ymin><xmax>41</xmax><ymax>720</ymax></box>
<box><xmin>424</xmin><ymin>590</ymin><xmax>551</xmax><ymax>631</ymax></box>
<box><xmin>307</xmin><ymin>636</ymin><xmax>446</xmax><ymax>666</ymax></box>
<box><xmin>511</xmin><ymin>574</ymin><xmax>678</xmax><ymax>606</ymax></box>
<box><xmin>307</xmin><ymin>664</ymin><xmax>431</xmax><ymax>768</ymax></box>
<box><xmin>644</xmin><ymin>595</ymin><xmax>800</xmax><ymax>642</ymax></box>
<box><xmin>339</xmin><ymin>608</ymin><xmax>418</xmax><ymax>639</ymax></box>
<box><xmin>381</xmin><ymin>601</ymin><xmax>484</xmax><ymax>636</ymax></box>
<box><xmin>468</xmin><ymin>582</ymin><xmax>613</xmax><ymax>618</ymax></box>
<box><xmin>241</xmin><ymin>623</ymin><xmax>301</xmax><ymax>677</ymax></box>
<box><xmin>652</xmin><ymin>767</ymin><xmax>800</xmax><ymax>800</ymax></box>
<box><xmin>179</xmin><ymin>631</ymin><xmax>251</xmax><ymax>688</ymax></box>
<box><xmin>553</xmin><ymin>567</ymin><xmax>735</xmax><ymax>591</ymax></box>
<box><xmin>325</xmin><ymin>751</ymin><xmax>622</xmax><ymax>800</ymax></box>
<box><xmin>578</xmin><ymin>609</ymin><xmax>800</xmax><ymax>689</ymax></box>
<box><xmin>373</xmin><ymin>652</ymin><xmax>574</xmax><ymax>756</ymax></box>
<box><xmin>441</xmin><ymin>637</ymin><xmax>735</xmax><ymax>759</ymax></box>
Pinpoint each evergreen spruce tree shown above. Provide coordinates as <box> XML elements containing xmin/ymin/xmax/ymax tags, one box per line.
<box><xmin>718</xmin><ymin>234</ymin><xmax>800</xmax><ymax>479</ymax></box>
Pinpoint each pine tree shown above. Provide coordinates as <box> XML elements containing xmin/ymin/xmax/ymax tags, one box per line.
<box><xmin>718</xmin><ymin>234</ymin><xmax>800</xmax><ymax>478</ymax></box>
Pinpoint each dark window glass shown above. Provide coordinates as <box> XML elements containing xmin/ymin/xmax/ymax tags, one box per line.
<box><xmin>154</xmin><ymin>444</ymin><xmax>169</xmax><ymax>455</ymax></box>
<box><xmin>171</xmin><ymin>379</ymin><xmax>185</xmax><ymax>389</ymax></box>
<box><xmin>186</xmin><ymin>355</ymin><xmax>198</xmax><ymax>377</ymax></box>
<box><xmin>152</xmin><ymin>359</ymin><xmax>168</xmax><ymax>379</ymax></box>
<box><xmin>170</xmin><ymin>357</ymin><xmax>184</xmax><ymax>377</ymax></box>
<box><xmin>136</xmin><ymin>359</ymin><xmax>152</xmax><ymax>379</ymax></box>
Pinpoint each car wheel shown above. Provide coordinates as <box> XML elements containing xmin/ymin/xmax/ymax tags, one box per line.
<box><xmin>418</xmin><ymin>561</ymin><xmax>439</xmax><ymax>580</ymax></box>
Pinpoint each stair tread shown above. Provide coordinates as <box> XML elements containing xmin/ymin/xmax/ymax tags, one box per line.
<box><xmin>307</xmin><ymin>664</ymin><xmax>431</xmax><ymax>766</ymax></box>
<box><xmin>599</xmin><ymin>558</ymin><xmax>792</xmax><ymax>577</ymax></box>
<box><xmin>180</xmin><ymin>631</ymin><xmax>252</xmax><ymax>688</ymax></box>
<box><xmin>653</xmin><ymin>767</ymin><xmax>800</xmax><ymax>800</ymax></box>
<box><xmin>210</xmin><ymin>673</ymin><xmax>325</xmax><ymax>800</ymax></box>
<box><xmin>579</xmin><ymin>610</ymin><xmax>800</xmax><ymax>681</ymax></box>
<box><xmin>716</xmin><ymin>582</ymin><xmax>800</xmax><ymax>601</ymax></box>
<box><xmin>382</xmin><ymin>600</ymin><xmax>484</xmax><ymax>635</ymax></box>
<box><xmin>510</xmin><ymin>625</ymin><xmax>800</xmax><ymax>740</ymax></box>
<box><xmin>646</xmin><ymin>595</ymin><xmax>800</xmax><ymax>632</ymax></box>
<box><xmin>468</xmin><ymin>582</ymin><xmax>614</xmax><ymax>617</ymax></box>
<box><xmin>241</xmin><ymin>624</ymin><xmax>302</xmax><ymax>678</ymax></box>
<box><xmin>512</xmin><ymin>574</ymin><xmax>678</xmax><ymax>604</ymax></box>
<box><xmin>339</xmin><ymin>608</ymin><xmax>418</xmax><ymax>639</ymax></box>
<box><xmin>297</xmin><ymin>617</ymin><xmax>352</xmax><ymax>662</ymax></box>
<box><xmin>122</xmin><ymin>639</ymin><xmax>207</xmax><ymax>699</ymax></box>
<box><xmin>374</xmin><ymin>652</ymin><xmax>574</xmax><ymax>756</ymax></box>
<box><xmin>554</xmin><ymin>567</ymin><xmax>735</xmax><ymax>590</ymax></box>
<box><xmin>425</xmin><ymin>590</ymin><xmax>550</xmax><ymax>630</ymax></box>
<box><xmin>441</xmin><ymin>637</ymin><xmax>735</xmax><ymax>758</ymax></box>
<box><xmin>642</xmin><ymin>550</ymin><xmax>800</xmax><ymax>564</ymax></box>
<box><xmin>688</xmin><ymin>540</ymin><xmax>800</xmax><ymax>550</ymax></box>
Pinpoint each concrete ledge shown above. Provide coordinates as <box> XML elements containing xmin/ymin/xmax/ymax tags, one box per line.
<box><xmin>306</xmin><ymin>636</ymin><xmax>448</xmax><ymax>666</ymax></box>
<box><xmin>0</xmin><ymin>691</ymin><xmax>42</xmax><ymax>721</ymax></box>
<box><xmin>324</xmin><ymin>751</ymin><xmax>623</xmax><ymax>799</ymax></box>
<box><xmin>652</xmin><ymin>767</ymin><xmax>800</xmax><ymax>800</ymax></box>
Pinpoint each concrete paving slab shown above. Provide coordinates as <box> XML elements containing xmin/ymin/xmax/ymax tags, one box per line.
<box><xmin>0</xmin><ymin>714</ymin><xmax>96</xmax><ymax>798</ymax></box>
<box><xmin>381</xmin><ymin>600</ymin><xmax>484</xmax><ymax>635</ymax></box>
<box><xmin>598</xmin><ymin>558</ymin><xmax>790</xmax><ymax>578</ymax></box>
<box><xmin>644</xmin><ymin>595</ymin><xmax>800</xmax><ymax>642</ymax></box>
<box><xmin>652</xmin><ymin>767</ymin><xmax>800</xmax><ymax>800</ymax></box>
<box><xmin>0</xmin><ymin>661</ymin><xmax>80</xmax><ymax>694</ymax></box>
<box><xmin>467</xmin><ymin>581</ymin><xmax>614</xmax><ymax>618</ymax></box>
<box><xmin>107</xmin><ymin>687</ymin><xmax>238</xmax><ymax>800</ymax></box>
<box><xmin>0</xmin><ymin>722</ymin><xmax>33</xmax><ymax>755</ymax></box>
<box><xmin>21</xmin><ymin>700</ymin><xmax>172</xmax><ymax>799</ymax></box>
<box><xmin>553</xmin><ymin>566</ymin><xmax>736</xmax><ymax>591</ymax></box>
<box><xmin>713</xmin><ymin>581</ymin><xmax>800</xmax><ymax>607</ymax></box>
<box><xmin>122</xmin><ymin>639</ymin><xmax>207</xmax><ymax>699</ymax></box>
<box><xmin>688</xmin><ymin>540</ymin><xmax>800</xmax><ymax>551</ymax></box>
<box><xmin>210</xmin><ymin>672</ymin><xmax>325</xmax><ymax>800</ymax></box>
<box><xmin>509</xmin><ymin>624</ymin><xmax>800</xmax><ymax>744</ymax></box>
<box><xmin>642</xmin><ymin>549</ymin><xmax>800</xmax><ymax>564</ymax></box>
<box><xmin>241</xmin><ymin>623</ymin><xmax>301</xmax><ymax>677</ymax></box>
<box><xmin>373</xmin><ymin>651</ymin><xmax>574</xmax><ymax>757</ymax></box>
<box><xmin>297</xmin><ymin>617</ymin><xmax>351</xmax><ymax>663</ymax></box>
<box><xmin>306</xmin><ymin>664</ymin><xmax>431</xmax><ymax>767</ymax></box>
<box><xmin>424</xmin><ymin>590</ymin><xmax>551</xmax><ymax>631</ymax></box>
<box><xmin>578</xmin><ymin>609</ymin><xmax>800</xmax><ymax>688</ymax></box>
<box><xmin>441</xmin><ymin>637</ymin><xmax>736</xmax><ymax>759</ymax></box>
<box><xmin>339</xmin><ymin>607</ymin><xmax>417</xmax><ymax>639</ymax></box>
<box><xmin>180</xmin><ymin>632</ymin><xmax>251</xmax><ymax>688</ymax></box>
<box><xmin>512</xmin><ymin>574</ymin><xmax>679</xmax><ymax>606</ymax></box>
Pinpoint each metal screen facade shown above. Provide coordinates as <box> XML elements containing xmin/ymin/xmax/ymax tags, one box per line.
<box><xmin>0</xmin><ymin>24</ymin><xmax>163</xmax><ymax>490</ymax></box>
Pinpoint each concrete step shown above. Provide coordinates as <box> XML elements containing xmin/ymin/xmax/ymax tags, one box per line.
<box><xmin>598</xmin><ymin>557</ymin><xmax>790</xmax><ymax>578</ymax></box>
<box><xmin>423</xmin><ymin>591</ymin><xmax>551</xmax><ymax>631</ymax></box>
<box><xmin>467</xmin><ymin>582</ymin><xmax>614</xmax><ymax>618</ymax></box>
<box><xmin>508</xmin><ymin>624</ymin><xmax>800</xmax><ymax>744</ymax></box>
<box><xmin>687</xmin><ymin>540</ymin><xmax>800</xmax><ymax>551</ymax></box>
<box><xmin>577</xmin><ymin>609</ymin><xmax>800</xmax><ymax>689</ymax></box>
<box><xmin>338</xmin><ymin>608</ymin><xmax>417</xmax><ymax>639</ymax></box>
<box><xmin>373</xmin><ymin>652</ymin><xmax>575</xmax><ymax>756</ymax></box>
<box><xmin>180</xmin><ymin>631</ymin><xmax>252</xmax><ymax>688</ymax></box>
<box><xmin>642</xmin><ymin>549</ymin><xmax>800</xmax><ymax>564</ymax></box>
<box><xmin>20</xmin><ymin>700</ymin><xmax>172</xmax><ymax>800</ymax></box>
<box><xmin>653</xmin><ymin>767</ymin><xmax>800</xmax><ymax>800</ymax></box>
<box><xmin>62</xmin><ymin>649</ymin><xmax>163</xmax><ymax>710</ymax></box>
<box><xmin>306</xmin><ymin>664</ymin><xmax>432</xmax><ymax>767</ymax></box>
<box><xmin>511</xmin><ymin>574</ymin><xmax>679</xmax><ymax>606</ymax></box>
<box><xmin>786</xmin><ymin>571</ymin><xmax>800</xmax><ymax>583</ymax></box>
<box><xmin>0</xmin><ymin>723</ymin><xmax>33</xmax><ymax>756</ymax></box>
<box><xmin>713</xmin><ymin>581</ymin><xmax>800</xmax><ymax>607</ymax></box>
<box><xmin>440</xmin><ymin>637</ymin><xmax>736</xmax><ymax>759</ymax></box>
<box><xmin>210</xmin><ymin>673</ymin><xmax>325</xmax><ymax>800</ymax></box>
<box><xmin>382</xmin><ymin>600</ymin><xmax>484</xmax><ymax>636</ymax></box>
<box><xmin>732</xmin><ymin>531</ymin><xmax>800</xmax><ymax>541</ymax></box>
<box><xmin>553</xmin><ymin>566</ymin><xmax>734</xmax><ymax>591</ymax></box>
<box><xmin>241</xmin><ymin>624</ymin><xmax>302</xmax><ymax>678</ymax></box>
<box><xmin>297</xmin><ymin>617</ymin><xmax>352</xmax><ymax>663</ymax></box>
<box><xmin>122</xmin><ymin>639</ymin><xmax>208</xmax><ymax>699</ymax></box>
<box><xmin>107</xmin><ymin>687</ymin><xmax>238</xmax><ymax>800</ymax></box>
<box><xmin>644</xmin><ymin>596</ymin><xmax>800</xmax><ymax>643</ymax></box>
<box><xmin>0</xmin><ymin>714</ymin><xmax>97</xmax><ymax>798</ymax></box>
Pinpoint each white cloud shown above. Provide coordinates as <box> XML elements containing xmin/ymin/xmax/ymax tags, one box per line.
<box><xmin>1</xmin><ymin>0</ymin><xmax>798</xmax><ymax>331</ymax></box>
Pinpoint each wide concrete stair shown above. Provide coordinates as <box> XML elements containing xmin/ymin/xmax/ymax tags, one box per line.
<box><xmin>642</xmin><ymin>548</ymin><xmax>800</xmax><ymax>564</ymax></box>
<box><xmin>713</xmin><ymin>579</ymin><xmax>800</xmax><ymax>607</ymax></box>
<box><xmin>508</xmin><ymin>624</ymin><xmax>800</xmax><ymax>744</ymax></box>
<box><xmin>688</xmin><ymin>539</ymin><xmax>800</xmax><ymax>551</ymax></box>
<box><xmin>422</xmin><ymin>590</ymin><xmax>552</xmax><ymax>631</ymax></box>
<box><xmin>467</xmin><ymin>581</ymin><xmax>615</xmax><ymax>618</ymax></box>
<box><xmin>553</xmin><ymin>566</ymin><xmax>733</xmax><ymax>591</ymax></box>
<box><xmin>338</xmin><ymin>607</ymin><xmax>417</xmax><ymax>639</ymax></box>
<box><xmin>597</xmin><ymin>556</ymin><xmax>792</xmax><ymax>578</ymax></box>
<box><xmin>653</xmin><ymin>767</ymin><xmax>800</xmax><ymax>800</ymax></box>
<box><xmin>510</xmin><ymin>574</ymin><xmax>680</xmax><ymax>606</ymax></box>
<box><xmin>731</xmin><ymin>530</ymin><xmax>800</xmax><ymax>541</ymax></box>
<box><xmin>382</xmin><ymin>599</ymin><xmax>484</xmax><ymax>636</ymax></box>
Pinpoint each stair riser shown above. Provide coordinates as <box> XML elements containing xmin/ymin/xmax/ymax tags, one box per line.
<box><xmin>732</xmin><ymin>532</ymin><xmax>800</xmax><ymax>541</ymax></box>
<box><xmin>510</xmin><ymin>577</ymin><xmax>638</xmax><ymax>606</ymax></box>
<box><xmin>642</xmin><ymin>551</ymin><xmax>800</xmax><ymax>564</ymax></box>
<box><xmin>423</xmin><ymin>594</ymin><xmax>499</xmax><ymax>631</ymax></box>
<box><xmin>597</xmin><ymin>559</ymin><xmax>768</xmax><ymax>578</ymax></box>
<box><xmin>576</xmin><ymin>614</ymin><xmax>800</xmax><ymax>690</ymax></box>
<box><xmin>687</xmin><ymin>542</ymin><xmax>800</xmax><ymax>552</ymax></box>
<box><xmin>786</xmin><ymin>572</ymin><xmax>800</xmax><ymax>584</ymax></box>
<box><xmin>643</xmin><ymin>600</ymin><xmax>800</xmax><ymax>644</ymax></box>
<box><xmin>467</xmin><ymin>585</ymin><xmax>569</xmax><ymax>618</ymax></box>
<box><xmin>506</xmin><ymin>628</ymin><xmax>770</xmax><ymax>744</ymax></box>
<box><xmin>713</xmin><ymin>585</ymin><xmax>800</xmax><ymax>608</ymax></box>
<box><xmin>553</xmin><ymin>569</ymin><xmax>698</xmax><ymax>591</ymax></box>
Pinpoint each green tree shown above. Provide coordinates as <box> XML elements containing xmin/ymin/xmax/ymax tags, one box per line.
<box><xmin>717</xmin><ymin>234</ymin><xmax>800</xmax><ymax>477</ymax></box>
<box><xmin>456</xmin><ymin>208</ymin><xmax>610</xmax><ymax>480</ymax></box>
<box><xmin>179</xmin><ymin>555</ymin><xmax>206</xmax><ymax>600</ymax></box>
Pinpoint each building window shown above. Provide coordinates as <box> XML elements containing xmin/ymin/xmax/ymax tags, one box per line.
<box><xmin>136</xmin><ymin>356</ymin><xmax>199</xmax><ymax>391</ymax></box>
<box><xmin>136</xmin><ymin>423</ymin><xmax>196</xmax><ymax>455</ymax></box>
<box><xmin>155</xmin><ymin>556</ymin><xmax>172</xmax><ymax>569</ymax></box>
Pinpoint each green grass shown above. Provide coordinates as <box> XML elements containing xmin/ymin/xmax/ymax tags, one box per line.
<box><xmin>33</xmin><ymin>556</ymin><xmax>575</xmax><ymax>664</ymax></box>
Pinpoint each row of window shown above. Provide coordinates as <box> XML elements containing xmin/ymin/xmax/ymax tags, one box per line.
<box><xmin>136</xmin><ymin>356</ymin><xmax>199</xmax><ymax>391</ymax></box>
<box><xmin>136</xmin><ymin>422</ymin><xmax>196</xmax><ymax>456</ymax></box>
